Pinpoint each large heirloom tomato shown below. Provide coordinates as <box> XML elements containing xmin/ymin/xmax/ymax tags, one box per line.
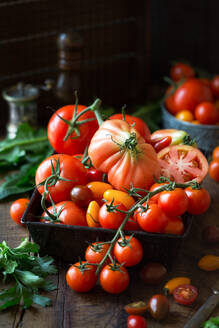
<box><xmin>88</xmin><ymin>120</ymin><xmax>160</xmax><ymax>191</ymax></box>
<box><xmin>157</xmin><ymin>145</ymin><xmax>208</xmax><ymax>183</ymax></box>
<box><xmin>47</xmin><ymin>104</ymin><xmax>98</xmax><ymax>155</ymax></box>
<box><xmin>35</xmin><ymin>154</ymin><xmax>87</xmax><ymax>203</ymax></box>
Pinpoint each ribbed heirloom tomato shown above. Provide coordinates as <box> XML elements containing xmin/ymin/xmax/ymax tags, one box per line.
<box><xmin>88</xmin><ymin>119</ymin><xmax>160</xmax><ymax>191</ymax></box>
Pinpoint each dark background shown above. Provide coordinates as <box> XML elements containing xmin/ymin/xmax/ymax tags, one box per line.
<box><xmin>0</xmin><ymin>0</ymin><xmax>219</xmax><ymax>135</ymax></box>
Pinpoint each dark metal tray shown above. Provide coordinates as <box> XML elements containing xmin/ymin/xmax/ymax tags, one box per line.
<box><xmin>22</xmin><ymin>188</ymin><xmax>193</xmax><ymax>269</ymax></box>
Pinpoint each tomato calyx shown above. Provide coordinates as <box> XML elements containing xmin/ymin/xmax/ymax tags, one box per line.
<box><xmin>105</xmin><ymin>199</ymin><xmax>128</xmax><ymax>214</ymax></box>
<box><xmin>117</xmin><ymin>234</ymin><xmax>134</xmax><ymax>248</ymax></box>
<box><xmin>107</xmin><ymin>262</ymin><xmax>126</xmax><ymax>273</ymax></box>
<box><xmin>111</xmin><ymin>132</ymin><xmax>141</xmax><ymax>155</ymax></box>
<box><xmin>72</xmin><ymin>259</ymin><xmax>97</xmax><ymax>273</ymax></box>
<box><xmin>90</xmin><ymin>242</ymin><xmax>109</xmax><ymax>253</ymax></box>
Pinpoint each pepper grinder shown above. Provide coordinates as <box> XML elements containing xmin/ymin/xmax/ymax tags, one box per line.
<box><xmin>54</xmin><ymin>29</ymin><xmax>83</xmax><ymax>105</ymax></box>
<box><xmin>2</xmin><ymin>82</ymin><xmax>39</xmax><ymax>138</ymax></box>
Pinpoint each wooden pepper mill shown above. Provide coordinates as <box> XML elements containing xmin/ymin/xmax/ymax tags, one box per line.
<box><xmin>54</xmin><ymin>29</ymin><xmax>83</xmax><ymax>105</ymax></box>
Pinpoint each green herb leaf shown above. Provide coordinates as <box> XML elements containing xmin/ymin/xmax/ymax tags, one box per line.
<box><xmin>32</xmin><ymin>294</ymin><xmax>51</xmax><ymax>307</ymax></box>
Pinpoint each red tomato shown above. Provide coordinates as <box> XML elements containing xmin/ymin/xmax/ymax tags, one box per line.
<box><xmin>109</xmin><ymin>113</ymin><xmax>151</xmax><ymax>143</ymax></box>
<box><xmin>165</xmin><ymin>86</ymin><xmax>177</xmax><ymax>115</ymax></box>
<box><xmin>124</xmin><ymin>217</ymin><xmax>141</xmax><ymax>231</ymax></box>
<box><xmin>85</xmin><ymin>242</ymin><xmax>110</xmax><ymax>264</ymax></box>
<box><xmin>158</xmin><ymin>145</ymin><xmax>208</xmax><ymax>183</ymax></box>
<box><xmin>127</xmin><ymin>315</ymin><xmax>147</xmax><ymax>328</ymax></box>
<box><xmin>10</xmin><ymin>198</ymin><xmax>29</xmax><ymax>225</ymax></box>
<box><xmin>211</xmin><ymin>75</ymin><xmax>219</xmax><ymax>98</ymax></box>
<box><xmin>149</xmin><ymin>182</ymin><xmax>170</xmax><ymax>203</ymax></box>
<box><xmin>170</xmin><ymin>63</ymin><xmax>195</xmax><ymax>82</ymax></box>
<box><xmin>163</xmin><ymin>216</ymin><xmax>184</xmax><ymax>235</ymax></box>
<box><xmin>185</xmin><ymin>187</ymin><xmax>211</xmax><ymax>215</ymax></box>
<box><xmin>41</xmin><ymin>201</ymin><xmax>87</xmax><ymax>226</ymax></box>
<box><xmin>173</xmin><ymin>284</ymin><xmax>198</xmax><ymax>305</ymax></box>
<box><xmin>35</xmin><ymin>154</ymin><xmax>87</xmax><ymax>203</ymax></box>
<box><xmin>87</xmin><ymin>167</ymin><xmax>104</xmax><ymax>182</ymax></box>
<box><xmin>213</xmin><ymin>146</ymin><xmax>219</xmax><ymax>160</ymax></box>
<box><xmin>47</xmin><ymin>104</ymin><xmax>98</xmax><ymax>155</ymax></box>
<box><xmin>158</xmin><ymin>188</ymin><xmax>188</xmax><ymax>217</ymax></box>
<box><xmin>66</xmin><ymin>261</ymin><xmax>97</xmax><ymax>292</ymax></box>
<box><xmin>98</xmin><ymin>201</ymin><xmax>127</xmax><ymax>229</ymax></box>
<box><xmin>135</xmin><ymin>203</ymin><xmax>168</xmax><ymax>233</ymax></box>
<box><xmin>209</xmin><ymin>159</ymin><xmax>219</xmax><ymax>182</ymax></box>
<box><xmin>88</xmin><ymin>120</ymin><xmax>160</xmax><ymax>191</ymax></box>
<box><xmin>171</xmin><ymin>78</ymin><xmax>213</xmax><ymax>113</ymax></box>
<box><xmin>99</xmin><ymin>263</ymin><xmax>130</xmax><ymax>294</ymax></box>
<box><xmin>113</xmin><ymin>236</ymin><xmax>143</xmax><ymax>267</ymax></box>
<box><xmin>151</xmin><ymin>136</ymin><xmax>172</xmax><ymax>152</ymax></box>
<box><xmin>124</xmin><ymin>302</ymin><xmax>147</xmax><ymax>315</ymax></box>
<box><xmin>194</xmin><ymin>102</ymin><xmax>219</xmax><ymax>125</ymax></box>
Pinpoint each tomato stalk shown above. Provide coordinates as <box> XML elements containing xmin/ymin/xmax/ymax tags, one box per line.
<box><xmin>95</xmin><ymin>178</ymin><xmax>200</xmax><ymax>275</ymax></box>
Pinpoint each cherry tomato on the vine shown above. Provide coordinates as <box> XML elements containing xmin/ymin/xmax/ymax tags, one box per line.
<box><xmin>173</xmin><ymin>284</ymin><xmax>198</xmax><ymax>305</ymax></box>
<box><xmin>66</xmin><ymin>261</ymin><xmax>97</xmax><ymax>292</ymax></box>
<box><xmin>170</xmin><ymin>62</ymin><xmax>195</xmax><ymax>82</ymax></box>
<box><xmin>10</xmin><ymin>198</ymin><xmax>29</xmax><ymax>225</ymax></box>
<box><xmin>135</xmin><ymin>203</ymin><xmax>168</xmax><ymax>233</ymax></box>
<box><xmin>127</xmin><ymin>315</ymin><xmax>147</xmax><ymax>328</ymax></box>
<box><xmin>185</xmin><ymin>187</ymin><xmax>211</xmax><ymax>215</ymax></box>
<box><xmin>103</xmin><ymin>189</ymin><xmax>135</xmax><ymax>210</ymax></box>
<box><xmin>98</xmin><ymin>201</ymin><xmax>127</xmax><ymax>229</ymax></box>
<box><xmin>124</xmin><ymin>217</ymin><xmax>140</xmax><ymax>231</ymax></box>
<box><xmin>158</xmin><ymin>188</ymin><xmax>188</xmax><ymax>217</ymax></box>
<box><xmin>113</xmin><ymin>236</ymin><xmax>143</xmax><ymax>267</ymax></box>
<box><xmin>149</xmin><ymin>182</ymin><xmax>169</xmax><ymax>203</ymax></box>
<box><xmin>85</xmin><ymin>242</ymin><xmax>110</xmax><ymax>264</ymax></box>
<box><xmin>99</xmin><ymin>263</ymin><xmax>130</xmax><ymax>294</ymax></box>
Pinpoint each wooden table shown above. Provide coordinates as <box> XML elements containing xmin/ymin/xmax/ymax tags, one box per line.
<box><xmin>0</xmin><ymin>176</ymin><xmax>219</xmax><ymax>328</ymax></box>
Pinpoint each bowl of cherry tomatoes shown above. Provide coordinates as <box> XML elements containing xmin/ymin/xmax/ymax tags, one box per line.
<box><xmin>162</xmin><ymin>62</ymin><xmax>219</xmax><ymax>154</ymax></box>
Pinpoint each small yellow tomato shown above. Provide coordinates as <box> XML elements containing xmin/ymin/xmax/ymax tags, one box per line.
<box><xmin>86</xmin><ymin>181</ymin><xmax>113</xmax><ymax>201</ymax></box>
<box><xmin>198</xmin><ymin>255</ymin><xmax>219</xmax><ymax>271</ymax></box>
<box><xmin>163</xmin><ymin>277</ymin><xmax>191</xmax><ymax>294</ymax></box>
<box><xmin>176</xmin><ymin>110</ymin><xmax>194</xmax><ymax>122</ymax></box>
<box><xmin>103</xmin><ymin>189</ymin><xmax>135</xmax><ymax>209</ymax></box>
<box><xmin>86</xmin><ymin>200</ymin><xmax>100</xmax><ymax>227</ymax></box>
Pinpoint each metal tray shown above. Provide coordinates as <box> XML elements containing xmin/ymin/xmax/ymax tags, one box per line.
<box><xmin>22</xmin><ymin>188</ymin><xmax>193</xmax><ymax>269</ymax></box>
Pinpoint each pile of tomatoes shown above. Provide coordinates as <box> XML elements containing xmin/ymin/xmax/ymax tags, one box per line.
<box><xmin>165</xmin><ymin>62</ymin><xmax>219</xmax><ymax>125</ymax></box>
<box><xmin>209</xmin><ymin>145</ymin><xmax>219</xmax><ymax>182</ymax></box>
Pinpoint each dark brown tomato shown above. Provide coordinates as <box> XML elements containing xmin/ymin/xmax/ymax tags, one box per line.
<box><xmin>140</xmin><ymin>263</ymin><xmax>167</xmax><ymax>285</ymax></box>
<box><xmin>70</xmin><ymin>185</ymin><xmax>94</xmax><ymax>207</ymax></box>
<box><xmin>147</xmin><ymin>294</ymin><xmax>169</xmax><ymax>320</ymax></box>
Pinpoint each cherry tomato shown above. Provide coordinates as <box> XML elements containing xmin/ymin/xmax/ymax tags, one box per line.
<box><xmin>47</xmin><ymin>103</ymin><xmax>98</xmax><ymax>155</ymax></box>
<box><xmin>165</xmin><ymin>86</ymin><xmax>177</xmax><ymax>115</ymax></box>
<box><xmin>171</xmin><ymin>78</ymin><xmax>213</xmax><ymax>113</ymax></box>
<box><xmin>10</xmin><ymin>198</ymin><xmax>29</xmax><ymax>225</ymax></box>
<box><xmin>113</xmin><ymin>236</ymin><xmax>143</xmax><ymax>267</ymax></box>
<box><xmin>149</xmin><ymin>182</ymin><xmax>168</xmax><ymax>203</ymax></box>
<box><xmin>151</xmin><ymin>136</ymin><xmax>172</xmax><ymax>152</ymax></box>
<box><xmin>127</xmin><ymin>315</ymin><xmax>147</xmax><ymax>328</ymax></box>
<box><xmin>170</xmin><ymin>62</ymin><xmax>195</xmax><ymax>82</ymax></box>
<box><xmin>185</xmin><ymin>187</ymin><xmax>211</xmax><ymax>215</ymax></box>
<box><xmin>209</xmin><ymin>159</ymin><xmax>219</xmax><ymax>182</ymax></box>
<box><xmin>194</xmin><ymin>102</ymin><xmax>219</xmax><ymax>125</ymax></box>
<box><xmin>135</xmin><ymin>203</ymin><xmax>168</xmax><ymax>233</ymax></box>
<box><xmin>124</xmin><ymin>217</ymin><xmax>140</xmax><ymax>231</ymax></box>
<box><xmin>211</xmin><ymin>75</ymin><xmax>219</xmax><ymax>98</ymax></box>
<box><xmin>66</xmin><ymin>261</ymin><xmax>97</xmax><ymax>292</ymax></box>
<box><xmin>140</xmin><ymin>262</ymin><xmax>167</xmax><ymax>285</ymax></box>
<box><xmin>85</xmin><ymin>242</ymin><xmax>110</xmax><ymax>264</ymax></box>
<box><xmin>86</xmin><ymin>200</ymin><xmax>100</xmax><ymax>227</ymax></box>
<box><xmin>176</xmin><ymin>110</ymin><xmax>194</xmax><ymax>122</ymax></box>
<box><xmin>158</xmin><ymin>188</ymin><xmax>188</xmax><ymax>217</ymax></box>
<box><xmin>70</xmin><ymin>185</ymin><xmax>93</xmax><ymax>207</ymax></box>
<box><xmin>158</xmin><ymin>145</ymin><xmax>208</xmax><ymax>183</ymax></box>
<box><xmin>147</xmin><ymin>294</ymin><xmax>169</xmax><ymax>320</ymax></box>
<box><xmin>213</xmin><ymin>146</ymin><xmax>219</xmax><ymax>160</ymax></box>
<box><xmin>173</xmin><ymin>284</ymin><xmax>198</xmax><ymax>305</ymax></box>
<box><xmin>35</xmin><ymin>154</ymin><xmax>87</xmax><ymax>203</ymax></box>
<box><xmin>124</xmin><ymin>302</ymin><xmax>147</xmax><ymax>315</ymax></box>
<box><xmin>41</xmin><ymin>201</ymin><xmax>87</xmax><ymax>226</ymax></box>
<box><xmin>98</xmin><ymin>201</ymin><xmax>127</xmax><ymax>229</ymax></box>
<box><xmin>99</xmin><ymin>263</ymin><xmax>130</xmax><ymax>294</ymax></box>
<box><xmin>164</xmin><ymin>277</ymin><xmax>191</xmax><ymax>295</ymax></box>
<box><xmin>109</xmin><ymin>113</ymin><xmax>151</xmax><ymax>143</ymax></box>
<box><xmin>151</xmin><ymin>129</ymin><xmax>190</xmax><ymax>146</ymax></box>
<box><xmin>86</xmin><ymin>181</ymin><xmax>113</xmax><ymax>203</ymax></box>
<box><xmin>87</xmin><ymin>167</ymin><xmax>104</xmax><ymax>182</ymax></box>
<box><xmin>163</xmin><ymin>216</ymin><xmax>184</xmax><ymax>235</ymax></box>
<box><xmin>103</xmin><ymin>189</ymin><xmax>135</xmax><ymax>210</ymax></box>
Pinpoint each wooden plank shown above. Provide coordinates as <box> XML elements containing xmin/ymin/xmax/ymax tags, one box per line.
<box><xmin>0</xmin><ymin>176</ymin><xmax>219</xmax><ymax>327</ymax></box>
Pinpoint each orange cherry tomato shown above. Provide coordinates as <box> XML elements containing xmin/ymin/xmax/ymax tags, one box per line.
<box><xmin>198</xmin><ymin>255</ymin><xmax>219</xmax><ymax>271</ymax></box>
<box><xmin>86</xmin><ymin>200</ymin><xmax>100</xmax><ymax>227</ymax></box>
<box><xmin>103</xmin><ymin>189</ymin><xmax>135</xmax><ymax>210</ymax></box>
<box><xmin>10</xmin><ymin>198</ymin><xmax>29</xmax><ymax>225</ymax></box>
<box><xmin>124</xmin><ymin>301</ymin><xmax>147</xmax><ymax>315</ymax></box>
<box><xmin>213</xmin><ymin>146</ymin><xmax>219</xmax><ymax>160</ymax></box>
<box><xmin>209</xmin><ymin>159</ymin><xmax>219</xmax><ymax>182</ymax></box>
<box><xmin>163</xmin><ymin>216</ymin><xmax>184</xmax><ymax>235</ymax></box>
<box><xmin>176</xmin><ymin>110</ymin><xmax>194</xmax><ymax>122</ymax></box>
<box><xmin>85</xmin><ymin>242</ymin><xmax>110</xmax><ymax>264</ymax></box>
<box><xmin>113</xmin><ymin>236</ymin><xmax>143</xmax><ymax>267</ymax></box>
<box><xmin>99</xmin><ymin>263</ymin><xmax>130</xmax><ymax>294</ymax></box>
<box><xmin>86</xmin><ymin>181</ymin><xmax>113</xmax><ymax>202</ymax></box>
<box><xmin>66</xmin><ymin>261</ymin><xmax>97</xmax><ymax>292</ymax></box>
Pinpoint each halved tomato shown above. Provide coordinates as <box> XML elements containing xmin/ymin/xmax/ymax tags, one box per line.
<box><xmin>157</xmin><ymin>145</ymin><xmax>208</xmax><ymax>183</ymax></box>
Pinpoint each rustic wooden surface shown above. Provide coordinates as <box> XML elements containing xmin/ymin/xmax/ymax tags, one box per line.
<box><xmin>0</xmin><ymin>175</ymin><xmax>219</xmax><ymax>328</ymax></box>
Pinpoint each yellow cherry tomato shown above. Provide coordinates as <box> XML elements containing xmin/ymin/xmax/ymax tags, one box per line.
<box><xmin>176</xmin><ymin>110</ymin><xmax>194</xmax><ymax>122</ymax></box>
<box><xmin>86</xmin><ymin>200</ymin><xmax>100</xmax><ymax>227</ymax></box>
<box><xmin>86</xmin><ymin>181</ymin><xmax>113</xmax><ymax>201</ymax></box>
<box><xmin>103</xmin><ymin>189</ymin><xmax>135</xmax><ymax>209</ymax></box>
<box><xmin>163</xmin><ymin>277</ymin><xmax>191</xmax><ymax>294</ymax></box>
<box><xmin>191</xmin><ymin>120</ymin><xmax>200</xmax><ymax>125</ymax></box>
<box><xmin>198</xmin><ymin>255</ymin><xmax>219</xmax><ymax>271</ymax></box>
